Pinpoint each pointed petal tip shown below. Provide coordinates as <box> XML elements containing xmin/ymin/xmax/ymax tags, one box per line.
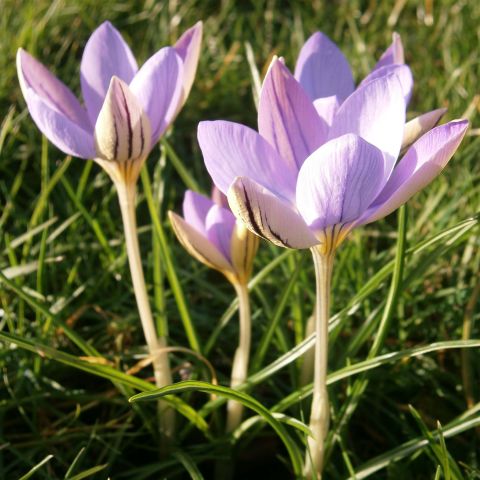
<box><xmin>295</xmin><ymin>30</ymin><xmax>354</xmax><ymax>101</ymax></box>
<box><xmin>97</xmin><ymin>20</ymin><xmax>115</xmax><ymax>32</ymax></box>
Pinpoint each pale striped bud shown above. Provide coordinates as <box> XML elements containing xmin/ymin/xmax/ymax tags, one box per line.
<box><xmin>94</xmin><ymin>76</ymin><xmax>151</xmax><ymax>164</ymax></box>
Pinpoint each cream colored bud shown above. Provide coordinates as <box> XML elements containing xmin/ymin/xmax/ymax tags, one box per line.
<box><xmin>230</xmin><ymin>220</ymin><xmax>259</xmax><ymax>285</ymax></box>
<box><xmin>94</xmin><ymin>76</ymin><xmax>151</xmax><ymax>164</ymax></box>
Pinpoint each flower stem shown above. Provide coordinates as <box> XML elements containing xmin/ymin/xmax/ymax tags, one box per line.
<box><xmin>300</xmin><ymin>314</ymin><xmax>315</xmax><ymax>386</ymax></box>
<box><xmin>115</xmin><ymin>180</ymin><xmax>175</xmax><ymax>443</ymax></box>
<box><xmin>304</xmin><ymin>246</ymin><xmax>334</xmax><ymax>479</ymax></box>
<box><xmin>226</xmin><ymin>281</ymin><xmax>251</xmax><ymax>432</ymax></box>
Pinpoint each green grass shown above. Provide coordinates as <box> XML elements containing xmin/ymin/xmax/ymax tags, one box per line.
<box><xmin>1</xmin><ymin>0</ymin><xmax>480</xmax><ymax>478</ymax></box>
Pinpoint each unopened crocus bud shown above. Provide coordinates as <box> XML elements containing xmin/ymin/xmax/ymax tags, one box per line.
<box><xmin>169</xmin><ymin>190</ymin><xmax>258</xmax><ymax>286</ymax></box>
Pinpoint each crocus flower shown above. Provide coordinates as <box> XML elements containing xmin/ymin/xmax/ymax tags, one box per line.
<box><xmin>16</xmin><ymin>21</ymin><xmax>202</xmax><ymax>444</ymax></box>
<box><xmin>198</xmin><ymin>60</ymin><xmax>467</xmax><ymax>253</ymax></box>
<box><xmin>169</xmin><ymin>189</ymin><xmax>258</xmax><ymax>286</ymax></box>
<box><xmin>198</xmin><ymin>58</ymin><xmax>468</xmax><ymax>478</ymax></box>
<box><xmin>17</xmin><ymin>20</ymin><xmax>202</xmax><ymax>182</ymax></box>
<box><xmin>169</xmin><ymin>189</ymin><xmax>258</xmax><ymax>432</ymax></box>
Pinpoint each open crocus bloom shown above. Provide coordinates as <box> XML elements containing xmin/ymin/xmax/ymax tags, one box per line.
<box><xmin>169</xmin><ymin>190</ymin><xmax>259</xmax><ymax>285</ymax></box>
<box><xmin>17</xmin><ymin>21</ymin><xmax>202</xmax><ymax>176</ymax></box>
<box><xmin>198</xmin><ymin>59</ymin><xmax>468</xmax><ymax>253</ymax></box>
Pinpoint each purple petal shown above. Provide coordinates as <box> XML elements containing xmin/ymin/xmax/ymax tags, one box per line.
<box><xmin>211</xmin><ymin>185</ymin><xmax>229</xmax><ymax>209</ymax></box>
<box><xmin>259</xmin><ymin>59</ymin><xmax>328</xmax><ymax>170</ymax></box>
<box><xmin>360</xmin><ymin>64</ymin><xmax>413</xmax><ymax>104</ymax></box>
<box><xmin>169</xmin><ymin>211</ymin><xmax>232</xmax><ymax>272</ymax></box>
<box><xmin>174</xmin><ymin>21</ymin><xmax>203</xmax><ymax>108</ymax></box>
<box><xmin>182</xmin><ymin>190</ymin><xmax>215</xmax><ymax>237</ymax></box>
<box><xmin>296</xmin><ymin>134</ymin><xmax>385</xmax><ymax>231</ymax></box>
<box><xmin>80</xmin><ymin>21</ymin><xmax>138</xmax><ymax>124</ymax></box>
<box><xmin>313</xmin><ymin>95</ymin><xmax>339</xmax><ymax>126</ymax></box>
<box><xmin>206</xmin><ymin>205</ymin><xmax>236</xmax><ymax>261</ymax></box>
<box><xmin>227</xmin><ymin>176</ymin><xmax>318</xmax><ymax>249</ymax></box>
<box><xmin>329</xmin><ymin>67</ymin><xmax>409</xmax><ymax>176</ymax></box>
<box><xmin>198</xmin><ymin>120</ymin><xmax>297</xmax><ymax>202</ymax></box>
<box><xmin>361</xmin><ymin>120</ymin><xmax>468</xmax><ymax>224</ymax></box>
<box><xmin>17</xmin><ymin>51</ymin><xmax>94</xmax><ymax>158</ymax></box>
<box><xmin>129</xmin><ymin>47</ymin><xmax>183</xmax><ymax>145</ymax></box>
<box><xmin>401</xmin><ymin>108</ymin><xmax>447</xmax><ymax>153</ymax></box>
<box><xmin>17</xmin><ymin>49</ymin><xmax>91</xmax><ymax>130</ymax></box>
<box><xmin>294</xmin><ymin>31</ymin><xmax>354</xmax><ymax>102</ymax></box>
<box><xmin>20</xmin><ymin>90</ymin><xmax>95</xmax><ymax>158</ymax></box>
<box><xmin>372</xmin><ymin>32</ymin><xmax>404</xmax><ymax>71</ymax></box>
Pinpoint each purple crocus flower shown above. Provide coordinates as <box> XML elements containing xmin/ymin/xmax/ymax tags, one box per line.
<box><xmin>16</xmin><ymin>21</ymin><xmax>203</xmax><ymax>430</ymax></box>
<box><xmin>169</xmin><ymin>188</ymin><xmax>259</xmax><ymax>432</ymax></box>
<box><xmin>17</xmin><ymin>21</ymin><xmax>202</xmax><ymax>173</ymax></box>
<box><xmin>198</xmin><ymin>50</ymin><xmax>468</xmax><ymax>478</ymax></box>
<box><xmin>169</xmin><ymin>189</ymin><xmax>258</xmax><ymax>285</ymax></box>
<box><xmin>198</xmin><ymin>59</ymin><xmax>468</xmax><ymax>253</ymax></box>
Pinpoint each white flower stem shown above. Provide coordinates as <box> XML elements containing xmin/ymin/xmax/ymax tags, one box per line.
<box><xmin>226</xmin><ymin>280</ymin><xmax>251</xmax><ymax>432</ymax></box>
<box><xmin>304</xmin><ymin>246</ymin><xmax>334</xmax><ymax>479</ymax></box>
<box><xmin>116</xmin><ymin>180</ymin><xmax>175</xmax><ymax>443</ymax></box>
<box><xmin>300</xmin><ymin>314</ymin><xmax>315</xmax><ymax>386</ymax></box>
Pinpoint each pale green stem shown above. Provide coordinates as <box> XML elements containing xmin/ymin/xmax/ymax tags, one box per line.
<box><xmin>115</xmin><ymin>180</ymin><xmax>174</xmax><ymax>442</ymax></box>
<box><xmin>304</xmin><ymin>247</ymin><xmax>334</xmax><ymax>479</ymax></box>
<box><xmin>300</xmin><ymin>314</ymin><xmax>315</xmax><ymax>386</ymax></box>
<box><xmin>226</xmin><ymin>281</ymin><xmax>251</xmax><ymax>432</ymax></box>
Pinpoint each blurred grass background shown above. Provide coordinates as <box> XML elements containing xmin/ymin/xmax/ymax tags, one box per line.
<box><xmin>1</xmin><ymin>0</ymin><xmax>480</xmax><ymax>478</ymax></box>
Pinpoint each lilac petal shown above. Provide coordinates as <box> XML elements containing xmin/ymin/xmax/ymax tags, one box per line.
<box><xmin>81</xmin><ymin>21</ymin><xmax>138</xmax><ymax>124</ymax></box>
<box><xmin>359</xmin><ymin>64</ymin><xmax>413</xmax><ymax>104</ymax></box>
<box><xmin>206</xmin><ymin>205</ymin><xmax>236</xmax><ymax>261</ymax></box>
<box><xmin>361</xmin><ymin>120</ymin><xmax>468</xmax><ymax>224</ymax></box>
<box><xmin>17</xmin><ymin>49</ymin><xmax>91</xmax><ymax>130</ymax></box>
<box><xmin>174</xmin><ymin>21</ymin><xmax>203</xmax><ymax>108</ymax></box>
<box><xmin>401</xmin><ymin>108</ymin><xmax>447</xmax><ymax>153</ymax></box>
<box><xmin>294</xmin><ymin>31</ymin><xmax>354</xmax><ymax>102</ymax></box>
<box><xmin>17</xmin><ymin>51</ymin><xmax>94</xmax><ymax>158</ymax></box>
<box><xmin>258</xmin><ymin>59</ymin><xmax>328</xmax><ymax>170</ymax></box>
<box><xmin>198</xmin><ymin>120</ymin><xmax>297</xmax><ymax>202</ymax></box>
<box><xmin>21</xmin><ymin>89</ymin><xmax>95</xmax><ymax>159</ymax></box>
<box><xmin>182</xmin><ymin>190</ymin><xmax>215</xmax><ymax>237</ymax></box>
<box><xmin>372</xmin><ymin>32</ymin><xmax>404</xmax><ymax>71</ymax></box>
<box><xmin>296</xmin><ymin>134</ymin><xmax>385</xmax><ymax>232</ymax></box>
<box><xmin>130</xmin><ymin>47</ymin><xmax>183</xmax><ymax>145</ymax></box>
<box><xmin>169</xmin><ymin>211</ymin><xmax>232</xmax><ymax>272</ymax></box>
<box><xmin>313</xmin><ymin>95</ymin><xmax>339</xmax><ymax>126</ymax></box>
<box><xmin>227</xmin><ymin>176</ymin><xmax>318</xmax><ymax>249</ymax></box>
<box><xmin>329</xmin><ymin>67</ymin><xmax>409</xmax><ymax>176</ymax></box>
<box><xmin>211</xmin><ymin>185</ymin><xmax>229</xmax><ymax>209</ymax></box>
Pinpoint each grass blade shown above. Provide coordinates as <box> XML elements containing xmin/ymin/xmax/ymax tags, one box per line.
<box><xmin>130</xmin><ymin>380</ymin><xmax>304</xmax><ymax>477</ymax></box>
<box><xmin>19</xmin><ymin>454</ymin><xmax>54</xmax><ymax>480</ymax></box>
<box><xmin>173</xmin><ymin>451</ymin><xmax>205</xmax><ymax>480</ymax></box>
